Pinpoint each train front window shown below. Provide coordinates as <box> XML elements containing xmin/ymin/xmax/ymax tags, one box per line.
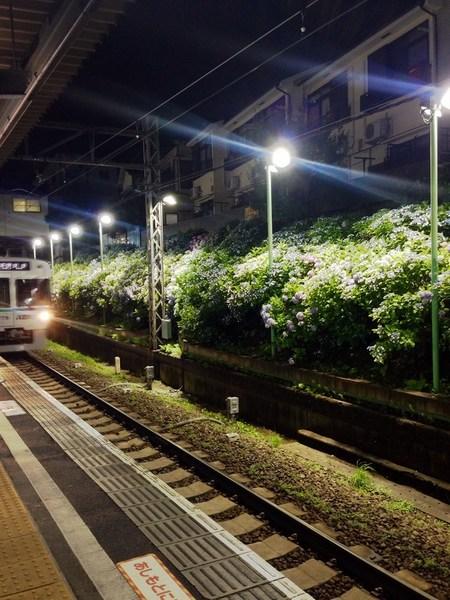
<box><xmin>16</xmin><ymin>279</ymin><xmax>50</xmax><ymax>307</ymax></box>
<box><xmin>0</xmin><ymin>279</ymin><xmax>10</xmax><ymax>307</ymax></box>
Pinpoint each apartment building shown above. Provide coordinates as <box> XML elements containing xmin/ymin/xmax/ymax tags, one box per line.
<box><xmin>165</xmin><ymin>1</ymin><xmax>450</xmax><ymax>232</ymax></box>
<box><xmin>0</xmin><ymin>193</ymin><xmax>49</xmax><ymax>255</ymax></box>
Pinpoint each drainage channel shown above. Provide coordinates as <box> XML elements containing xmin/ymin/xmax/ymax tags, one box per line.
<box><xmin>7</xmin><ymin>352</ymin><xmax>436</xmax><ymax>600</ymax></box>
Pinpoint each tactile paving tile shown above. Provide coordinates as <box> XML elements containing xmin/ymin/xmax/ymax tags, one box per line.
<box><xmin>93</xmin><ymin>472</ymin><xmax>150</xmax><ymax>493</ymax></box>
<box><xmin>141</xmin><ymin>514</ymin><xmax>216</xmax><ymax>546</ymax></box>
<box><xmin>65</xmin><ymin>446</ymin><xmax>116</xmax><ymax>469</ymax></box>
<box><xmin>0</xmin><ymin>533</ymin><xmax>61</xmax><ymax>596</ymax></box>
<box><xmin>86</xmin><ymin>462</ymin><xmax>142</xmax><ymax>480</ymax></box>
<box><xmin>124</xmin><ymin>499</ymin><xmax>187</xmax><ymax>525</ymax></box>
<box><xmin>109</xmin><ymin>485</ymin><xmax>167</xmax><ymax>507</ymax></box>
<box><xmin>224</xmin><ymin>579</ymin><xmax>311</xmax><ymax>599</ymax></box>
<box><xmin>160</xmin><ymin>532</ymin><xmax>248</xmax><ymax>570</ymax></box>
<box><xmin>182</xmin><ymin>554</ymin><xmax>276</xmax><ymax>599</ymax></box>
<box><xmin>1</xmin><ymin>582</ymin><xmax>74</xmax><ymax>600</ymax></box>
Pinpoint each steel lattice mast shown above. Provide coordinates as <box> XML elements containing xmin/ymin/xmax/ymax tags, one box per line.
<box><xmin>141</xmin><ymin>116</ymin><xmax>164</xmax><ymax>350</ymax></box>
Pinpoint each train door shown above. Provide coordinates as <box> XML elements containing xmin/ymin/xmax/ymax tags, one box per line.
<box><xmin>0</xmin><ymin>277</ymin><xmax>13</xmax><ymax>329</ymax></box>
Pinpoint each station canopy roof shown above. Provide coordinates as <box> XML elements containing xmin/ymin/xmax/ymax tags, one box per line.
<box><xmin>0</xmin><ymin>0</ymin><xmax>132</xmax><ymax>167</ymax></box>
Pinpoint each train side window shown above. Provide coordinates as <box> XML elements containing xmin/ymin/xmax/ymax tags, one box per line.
<box><xmin>16</xmin><ymin>279</ymin><xmax>50</xmax><ymax>306</ymax></box>
<box><xmin>0</xmin><ymin>279</ymin><xmax>10</xmax><ymax>307</ymax></box>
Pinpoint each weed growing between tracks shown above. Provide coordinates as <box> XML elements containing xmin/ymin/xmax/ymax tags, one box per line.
<box><xmin>38</xmin><ymin>341</ymin><xmax>450</xmax><ymax>597</ymax></box>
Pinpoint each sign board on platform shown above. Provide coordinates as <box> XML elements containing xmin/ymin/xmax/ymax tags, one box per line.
<box><xmin>117</xmin><ymin>553</ymin><xmax>194</xmax><ymax>599</ymax></box>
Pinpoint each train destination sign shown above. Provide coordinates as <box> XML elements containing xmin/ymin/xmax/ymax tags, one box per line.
<box><xmin>0</xmin><ymin>261</ymin><xmax>30</xmax><ymax>271</ymax></box>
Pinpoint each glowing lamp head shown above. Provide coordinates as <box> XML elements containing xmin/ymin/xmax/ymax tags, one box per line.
<box><xmin>162</xmin><ymin>194</ymin><xmax>177</xmax><ymax>206</ymax></box>
<box><xmin>271</xmin><ymin>146</ymin><xmax>291</xmax><ymax>170</ymax></box>
<box><xmin>33</xmin><ymin>238</ymin><xmax>43</xmax><ymax>248</ymax></box>
<box><xmin>99</xmin><ymin>212</ymin><xmax>113</xmax><ymax>225</ymax></box>
<box><xmin>440</xmin><ymin>87</ymin><xmax>450</xmax><ymax>111</ymax></box>
<box><xmin>38</xmin><ymin>309</ymin><xmax>52</xmax><ymax>323</ymax></box>
<box><xmin>69</xmin><ymin>224</ymin><xmax>81</xmax><ymax>236</ymax></box>
<box><xmin>50</xmin><ymin>232</ymin><xmax>61</xmax><ymax>242</ymax></box>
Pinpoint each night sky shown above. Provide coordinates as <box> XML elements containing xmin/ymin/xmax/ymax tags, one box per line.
<box><xmin>2</xmin><ymin>0</ymin><xmax>420</xmax><ymax>228</ymax></box>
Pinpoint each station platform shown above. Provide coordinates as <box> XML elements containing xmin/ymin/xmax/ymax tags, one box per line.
<box><xmin>0</xmin><ymin>356</ymin><xmax>312</xmax><ymax>600</ymax></box>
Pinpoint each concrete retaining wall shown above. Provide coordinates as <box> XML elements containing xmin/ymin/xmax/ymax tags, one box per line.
<box><xmin>49</xmin><ymin>320</ymin><xmax>153</xmax><ymax>375</ymax></box>
<box><xmin>158</xmin><ymin>353</ymin><xmax>449</xmax><ymax>482</ymax></box>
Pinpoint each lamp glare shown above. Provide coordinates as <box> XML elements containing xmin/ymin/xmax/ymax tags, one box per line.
<box><xmin>99</xmin><ymin>212</ymin><xmax>113</xmax><ymax>225</ymax></box>
<box><xmin>271</xmin><ymin>147</ymin><xmax>291</xmax><ymax>169</ymax></box>
<box><xmin>162</xmin><ymin>194</ymin><xmax>177</xmax><ymax>206</ymax></box>
<box><xmin>69</xmin><ymin>225</ymin><xmax>81</xmax><ymax>236</ymax></box>
<box><xmin>441</xmin><ymin>87</ymin><xmax>450</xmax><ymax>111</ymax></box>
<box><xmin>50</xmin><ymin>232</ymin><xmax>61</xmax><ymax>242</ymax></box>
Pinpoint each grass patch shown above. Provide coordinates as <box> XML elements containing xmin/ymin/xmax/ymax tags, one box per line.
<box><xmin>278</xmin><ymin>482</ymin><xmax>332</xmax><ymax>513</ymax></box>
<box><xmin>160</xmin><ymin>343</ymin><xmax>182</xmax><ymax>358</ymax></box>
<box><xmin>383</xmin><ymin>499</ymin><xmax>415</xmax><ymax>513</ymax></box>
<box><xmin>349</xmin><ymin>462</ymin><xmax>375</xmax><ymax>492</ymax></box>
<box><xmin>45</xmin><ymin>340</ymin><xmax>128</xmax><ymax>382</ymax></box>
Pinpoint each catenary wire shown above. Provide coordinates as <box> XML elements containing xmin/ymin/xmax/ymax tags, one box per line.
<box><xmin>44</xmin><ymin>0</ymin><xmax>370</xmax><ymax>198</ymax></box>
<box><xmin>32</xmin><ymin>1</ymin><xmax>321</xmax><ymax>192</ymax></box>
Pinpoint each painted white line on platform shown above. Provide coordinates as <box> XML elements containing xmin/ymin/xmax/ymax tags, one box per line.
<box><xmin>0</xmin><ymin>412</ymin><xmax>138</xmax><ymax>600</ymax></box>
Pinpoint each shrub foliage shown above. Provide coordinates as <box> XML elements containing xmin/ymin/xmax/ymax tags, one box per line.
<box><xmin>53</xmin><ymin>204</ymin><xmax>450</xmax><ymax>385</ymax></box>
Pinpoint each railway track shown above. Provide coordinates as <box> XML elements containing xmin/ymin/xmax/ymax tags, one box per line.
<box><xmin>7</xmin><ymin>352</ymin><xmax>436</xmax><ymax>600</ymax></box>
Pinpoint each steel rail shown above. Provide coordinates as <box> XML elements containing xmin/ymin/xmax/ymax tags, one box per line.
<box><xmin>22</xmin><ymin>352</ymin><xmax>435</xmax><ymax>600</ymax></box>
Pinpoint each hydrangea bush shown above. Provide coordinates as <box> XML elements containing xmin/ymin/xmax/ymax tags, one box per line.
<box><xmin>53</xmin><ymin>204</ymin><xmax>450</xmax><ymax>385</ymax></box>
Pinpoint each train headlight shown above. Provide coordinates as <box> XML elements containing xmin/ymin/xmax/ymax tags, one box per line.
<box><xmin>38</xmin><ymin>310</ymin><xmax>52</xmax><ymax>323</ymax></box>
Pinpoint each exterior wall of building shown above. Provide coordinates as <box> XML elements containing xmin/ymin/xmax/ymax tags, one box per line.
<box><xmin>0</xmin><ymin>194</ymin><xmax>49</xmax><ymax>241</ymax></box>
<box><xmin>169</xmin><ymin>3</ymin><xmax>450</xmax><ymax>232</ymax></box>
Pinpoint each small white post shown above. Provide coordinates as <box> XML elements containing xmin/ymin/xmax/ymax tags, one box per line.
<box><xmin>114</xmin><ymin>356</ymin><xmax>121</xmax><ymax>374</ymax></box>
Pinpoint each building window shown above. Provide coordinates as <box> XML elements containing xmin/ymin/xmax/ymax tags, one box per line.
<box><xmin>307</xmin><ymin>73</ymin><xmax>349</xmax><ymax>130</ymax></box>
<box><xmin>165</xmin><ymin>213</ymin><xmax>178</xmax><ymax>225</ymax></box>
<box><xmin>364</xmin><ymin>22</ymin><xmax>430</xmax><ymax>109</ymax></box>
<box><xmin>12</xmin><ymin>198</ymin><xmax>41</xmax><ymax>213</ymax></box>
<box><xmin>193</xmin><ymin>136</ymin><xmax>213</xmax><ymax>172</ymax></box>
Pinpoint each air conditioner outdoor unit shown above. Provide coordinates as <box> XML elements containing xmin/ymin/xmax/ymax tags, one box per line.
<box><xmin>365</xmin><ymin>118</ymin><xmax>390</xmax><ymax>142</ymax></box>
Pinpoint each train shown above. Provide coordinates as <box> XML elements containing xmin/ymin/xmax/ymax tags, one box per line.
<box><xmin>0</xmin><ymin>257</ymin><xmax>52</xmax><ymax>352</ymax></box>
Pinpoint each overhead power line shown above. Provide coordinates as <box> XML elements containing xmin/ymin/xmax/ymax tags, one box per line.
<box><xmin>33</xmin><ymin>0</ymin><xmax>321</xmax><ymax>192</ymax></box>
<box><xmin>44</xmin><ymin>0</ymin><xmax>371</xmax><ymax>198</ymax></box>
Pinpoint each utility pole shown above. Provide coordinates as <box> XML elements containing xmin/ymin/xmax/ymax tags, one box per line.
<box><xmin>141</xmin><ymin>116</ymin><xmax>164</xmax><ymax>351</ymax></box>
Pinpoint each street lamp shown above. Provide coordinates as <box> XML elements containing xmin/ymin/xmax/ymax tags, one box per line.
<box><xmin>266</xmin><ymin>145</ymin><xmax>292</xmax><ymax>357</ymax></box>
<box><xmin>68</xmin><ymin>224</ymin><xmax>82</xmax><ymax>271</ymax></box>
<box><xmin>49</xmin><ymin>232</ymin><xmax>61</xmax><ymax>269</ymax></box>
<box><xmin>159</xmin><ymin>194</ymin><xmax>177</xmax><ymax>319</ymax></box>
<box><xmin>162</xmin><ymin>193</ymin><xmax>177</xmax><ymax>206</ymax></box>
<box><xmin>98</xmin><ymin>212</ymin><xmax>114</xmax><ymax>269</ymax></box>
<box><xmin>420</xmin><ymin>84</ymin><xmax>450</xmax><ymax>392</ymax></box>
<box><xmin>32</xmin><ymin>238</ymin><xmax>43</xmax><ymax>259</ymax></box>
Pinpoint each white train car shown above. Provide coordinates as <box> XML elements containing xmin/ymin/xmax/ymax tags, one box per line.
<box><xmin>0</xmin><ymin>257</ymin><xmax>52</xmax><ymax>352</ymax></box>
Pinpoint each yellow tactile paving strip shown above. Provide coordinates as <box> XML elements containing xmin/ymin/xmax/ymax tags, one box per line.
<box><xmin>0</xmin><ymin>463</ymin><xmax>74</xmax><ymax>600</ymax></box>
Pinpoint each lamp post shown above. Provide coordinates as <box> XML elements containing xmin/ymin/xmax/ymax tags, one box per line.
<box><xmin>266</xmin><ymin>146</ymin><xmax>292</xmax><ymax>357</ymax></box>
<box><xmin>32</xmin><ymin>238</ymin><xmax>43</xmax><ymax>259</ymax></box>
<box><xmin>49</xmin><ymin>232</ymin><xmax>61</xmax><ymax>269</ymax></box>
<box><xmin>68</xmin><ymin>224</ymin><xmax>82</xmax><ymax>272</ymax></box>
<box><xmin>98</xmin><ymin>212</ymin><xmax>114</xmax><ymax>270</ymax></box>
<box><xmin>159</xmin><ymin>194</ymin><xmax>177</xmax><ymax>321</ymax></box>
<box><xmin>420</xmin><ymin>86</ymin><xmax>450</xmax><ymax>393</ymax></box>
